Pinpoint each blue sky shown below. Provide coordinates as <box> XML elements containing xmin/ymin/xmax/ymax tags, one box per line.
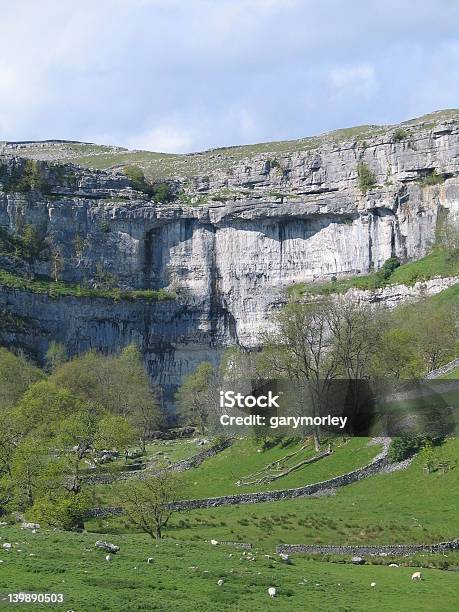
<box><xmin>1</xmin><ymin>0</ymin><xmax>458</xmax><ymax>152</ymax></box>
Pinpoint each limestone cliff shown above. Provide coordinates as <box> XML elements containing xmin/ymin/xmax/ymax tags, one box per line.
<box><xmin>1</xmin><ymin>110</ymin><xmax>458</xmax><ymax>405</ymax></box>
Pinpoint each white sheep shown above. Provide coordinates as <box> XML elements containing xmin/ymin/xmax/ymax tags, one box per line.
<box><xmin>105</xmin><ymin>554</ymin><xmax>112</xmax><ymax>562</ymax></box>
<box><xmin>268</xmin><ymin>587</ymin><xmax>276</xmax><ymax>598</ymax></box>
<box><xmin>371</xmin><ymin>582</ymin><xmax>376</xmax><ymax>587</ymax></box>
<box><xmin>411</xmin><ymin>571</ymin><xmax>422</xmax><ymax>581</ymax></box>
<box><xmin>210</xmin><ymin>539</ymin><xmax>219</xmax><ymax>546</ymax></box>
<box><xmin>147</xmin><ymin>557</ymin><xmax>154</xmax><ymax>564</ymax></box>
<box><xmin>217</xmin><ymin>579</ymin><xmax>224</xmax><ymax>586</ymax></box>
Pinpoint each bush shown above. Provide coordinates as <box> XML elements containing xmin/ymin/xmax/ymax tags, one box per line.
<box><xmin>357</xmin><ymin>162</ymin><xmax>377</xmax><ymax>193</ymax></box>
<box><xmin>380</xmin><ymin>256</ymin><xmax>401</xmax><ymax>279</ymax></box>
<box><xmin>419</xmin><ymin>170</ymin><xmax>445</xmax><ymax>187</ymax></box>
<box><xmin>27</xmin><ymin>492</ymin><xmax>90</xmax><ymax>530</ymax></box>
<box><xmin>388</xmin><ymin>434</ymin><xmax>422</xmax><ymax>462</ymax></box>
<box><xmin>123</xmin><ymin>166</ymin><xmax>174</xmax><ymax>202</ymax></box>
<box><xmin>151</xmin><ymin>182</ymin><xmax>174</xmax><ymax>203</ymax></box>
<box><xmin>123</xmin><ymin>165</ymin><xmax>149</xmax><ymax>192</ymax></box>
<box><xmin>393</xmin><ymin>128</ymin><xmax>409</xmax><ymax>142</ymax></box>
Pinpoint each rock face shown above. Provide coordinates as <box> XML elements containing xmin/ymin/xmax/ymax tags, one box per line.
<box><xmin>1</xmin><ymin>114</ymin><xmax>458</xmax><ymax>408</ymax></box>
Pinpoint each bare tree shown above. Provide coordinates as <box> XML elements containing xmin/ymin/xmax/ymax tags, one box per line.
<box><xmin>258</xmin><ymin>299</ymin><xmax>340</xmax><ymax>451</ymax></box>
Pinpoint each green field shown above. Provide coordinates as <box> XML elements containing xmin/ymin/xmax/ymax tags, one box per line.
<box><xmin>175</xmin><ymin>437</ymin><xmax>379</xmax><ymax>499</ymax></box>
<box><xmin>0</xmin><ymin>526</ymin><xmax>458</xmax><ymax>611</ymax></box>
<box><xmin>88</xmin><ymin>437</ymin><xmax>459</xmax><ymax>550</ymax></box>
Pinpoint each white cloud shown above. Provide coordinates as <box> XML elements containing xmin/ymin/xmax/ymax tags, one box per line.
<box><xmin>125</xmin><ymin>124</ymin><xmax>195</xmax><ymax>153</ymax></box>
<box><xmin>0</xmin><ymin>1</ymin><xmax>458</xmax><ymax>150</ymax></box>
<box><xmin>328</xmin><ymin>64</ymin><xmax>378</xmax><ymax>98</ymax></box>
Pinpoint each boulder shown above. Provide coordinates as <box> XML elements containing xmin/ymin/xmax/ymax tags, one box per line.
<box><xmin>95</xmin><ymin>541</ymin><xmax>120</xmax><ymax>554</ymax></box>
<box><xmin>351</xmin><ymin>556</ymin><xmax>365</xmax><ymax>565</ymax></box>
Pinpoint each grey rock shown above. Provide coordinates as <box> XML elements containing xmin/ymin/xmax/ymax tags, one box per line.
<box><xmin>351</xmin><ymin>556</ymin><xmax>366</xmax><ymax>565</ymax></box>
<box><xmin>95</xmin><ymin>541</ymin><xmax>120</xmax><ymax>554</ymax></box>
<box><xmin>0</xmin><ymin>117</ymin><xmax>458</xmax><ymax>410</ymax></box>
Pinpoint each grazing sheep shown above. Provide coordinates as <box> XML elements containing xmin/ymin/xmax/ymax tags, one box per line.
<box><xmin>411</xmin><ymin>571</ymin><xmax>422</xmax><ymax>581</ymax></box>
<box><xmin>371</xmin><ymin>582</ymin><xmax>376</xmax><ymax>587</ymax></box>
<box><xmin>147</xmin><ymin>558</ymin><xmax>154</xmax><ymax>564</ymax></box>
<box><xmin>389</xmin><ymin>563</ymin><xmax>399</xmax><ymax>567</ymax></box>
<box><xmin>210</xmin><ymin>539</ymin><xmax>219</xmax><ymax>546</ymax></box>
<box><xmin>268</xmin><ymin>587</ymin><xmax>276</xmax><ymax>598</ymax></box>
<box><xmin>105</xmin><ymin>554</ymin><xmax>112</xmax><ymax>562</ymax></box>
<box><xmin>217</xmin><ymin>579</ymin><xmax>224</xmax><ymax>586</ymax></box>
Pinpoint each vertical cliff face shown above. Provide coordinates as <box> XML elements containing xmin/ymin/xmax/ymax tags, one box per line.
<box><xmin>0</xmin><ymin>112</ymin><xmax>458</xmax><ymax>403</ymax></box>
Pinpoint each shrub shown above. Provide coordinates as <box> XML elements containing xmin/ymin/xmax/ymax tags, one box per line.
<box><xmin>100</xmin><ymin>222</ymin><xmax>110</xmax><ymax>234</ymax></box>
<box><xmin>357</xmin><ymin>162</ymin><xmax>377</xmax><ymax>193</ymax></box>
<box><xmin>380</xmin><ymin>256</ymin><xmax>401</xmax><ymax>279</ymax></box>
<box><xmin>419</xmin><ymin>170</ymin><xmax>445</xmax><ymax>187</ymax></box>
<box><xmin>393</xmin><ymin>128</ymin><xmax>409</xmax><ymax>142</ymax></box>
<box><xmin>124</xmin><ymin>165</ymin><xmax>149</xmax><ymax>192</ymax></box>
<box><xmin>388</xmin><ymin>434</ymin><xmax>422</xmax><ymax>463</ymax></box>
<box><xmin>27</xmin><ymin>492</ymin><xmax>90</xmax><ymax>530</ymax></box>
<box><xmin>152</xmin><ymin>182</ymin><xmax>174</xmax><ymax>203</ymax></box>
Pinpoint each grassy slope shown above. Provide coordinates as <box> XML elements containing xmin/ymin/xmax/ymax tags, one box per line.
<box><xmin>93</xmin><ymin>437</ymin><xmax>380</xmax><ymax>505</ymax></box>
<box><xmin>0</xmin><ymin>268</ymin><xmax>174</xmax><ymax>301</ymax></box>
<box><xmin>4</xmin><ymin>109</ymin><xmax>458</xmax><ymax>181</ymax></box>
<box><xmin>440</xmin><ymin>367</ymin><xmax>459</xmax><ymax>380</ymax></box>
<box><xmin>88</xmin><ymin>438</ymin><xmax>459</xmax><ymax>550</ymax></box>
<box><xmin>289</xmin><ymin>250</ymin><xmax>459</xmax><ymax>297</ymax></box>
<box><xmin>175</xmin><ymin>437</ymin><xmax>379</xmax><ymax>499</ymax></box>
<box><xmin>0</xmin><ymin>527</ymin><xmax>458</xmax><ymax>612</ymax></box>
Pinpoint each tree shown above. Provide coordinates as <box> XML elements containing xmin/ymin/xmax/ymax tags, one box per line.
<box><xmin>118</xmin><ymin>471</ymin><xmax>178</xmax><ymax>540</ymax></box>
<box><xmin>258</xmin><ymin>299</ymin><xmax>340</xmax><ymax>451</ymax></box>
<box><xmin>0</xmin><ymin>348</ymin><xmax>44</xmax><ymax>411</ymax></box>
<box><xmin>51</xmin><ymin>346</ymin><xmax>162</xmax><ymax>449</ymax></box>
<box><xmin>371</xmin><ymin>328</ymin><xmax>423</xmax><ymax>380</ymax></box>
<box><xmin>409</xmin><ymin>301</ymin><xmax>457</xmax><ymax>372</ymax></box>
<box><xmin>175</xmin><ymin>362</ymin><xmax>215</xmax><ymax>434</ymax></box>
<box><xmin>45</xmin><ymin>341</ymin><xmax>67</xmax><ymax>372</ymax></box>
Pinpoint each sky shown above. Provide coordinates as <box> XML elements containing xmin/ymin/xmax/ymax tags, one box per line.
<box><xmin>1</xmin><ymin>0</ymin><xmax>459</xmax><ymax>153</ymax></box>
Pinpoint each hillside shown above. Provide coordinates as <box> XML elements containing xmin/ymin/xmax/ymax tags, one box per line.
<box><xmin>0</xmin><ymin>109</ymin><xmax>458</xmax><ymax>400</ymax></box>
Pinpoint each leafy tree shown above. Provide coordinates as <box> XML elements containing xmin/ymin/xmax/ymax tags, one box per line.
<box><xmin>175</xmin><ymin>362</ymin><xmax>215</xmax><ymax>434</ymax></box>
<box><xmin>0</xmin><ymin>348</ymin><xmax>43</xmax><ymax>411</ymax></box>
<box><xmin>51</xmin><ymin>346</ymin><xmax>162</xmax><ymax>449</ymax></box>
<box><xmin>26</xmin><ymin>491</ymin><xmax>91</xmax><ymax>530</ymax></box>
<box><xmin>371</xmin><ymin>327</ymin><xmax>423</xmax><ymax>379</ymax></box>
<box><xmin>118</xmin><ymin>470</ymin><xmax>178</xmax><ymax>540</ymax></box>
<box><xmin>45</xmin><ymin>341</ymin><xmax>67</xmax><ymax>372</ymax></box>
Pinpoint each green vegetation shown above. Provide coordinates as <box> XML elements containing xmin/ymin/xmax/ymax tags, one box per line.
<box><xmin>2</xmin><ymin>527</ymin><xmax>458</xmax><ymax>611</ymax></box>
<box><xmin>123</xmin><ymin>165</ymin><xmax>175</xmax><ymax>201</ymax></box>
<box><xmin>418</xmin><ymin>170</ymin><xmax>445</xmax><ymax>187</ymax></box>
<box><xmin>89</xmin><ymin>437</ymin><xmax>459</xmax><ymax>550</ymax></box>
<box><xmin>393</xmin><ymin>128</ymin><xmax>409</xmax><ymax>142</ymax></box>
<box><xmin>174</xmin><ymin>438</ymin><xmax>379</xmax><ymax>500</ymax></box>
<box><xmin>357</xmin><ymin>162</ymin><xmax>377</xmax><ymax>192</ymax></box>
<box><xmin>0</xmin><ymin>267</ymin><xmax>174</xmax><ymax>301</ymax></box>
<box><xmin>0</xmin><ymin>159</ymin><xmax>48</xmax><ymax>193</ymax></box>
<box><xmin>290</xmin><ymin>249</ymin><xmax>459</xmax><ymax>297</ymax></box>
<box><xmin>0</xmin><ymin>345</ymin><xmax>164</xmax><ymax>529</ymax></box>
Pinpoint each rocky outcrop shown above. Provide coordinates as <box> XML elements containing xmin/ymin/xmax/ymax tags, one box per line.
<box><xmin>0</xmin><ymin>114</ymin><xmax>458</xmax><ymax>401</ymax></box>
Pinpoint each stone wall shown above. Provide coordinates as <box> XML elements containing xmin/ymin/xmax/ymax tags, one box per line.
<box><xmin>425</xmin><ymin>358</ymin><xmax>459</xmax><ymax>380</ymax></box>
<box><xmin>86</xmin><ymin>439</ymin><xmax>390</xmax><ymax>517</ymax></box>
<box><xmin>277</xmin><ymin>539</ymin><xmax>459</xmax><ymax>556</ymax></box>
<box><xmin>83</xmin><ymin>437</ymin><xmax>234</xmax><ymax>485</ymax></box>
